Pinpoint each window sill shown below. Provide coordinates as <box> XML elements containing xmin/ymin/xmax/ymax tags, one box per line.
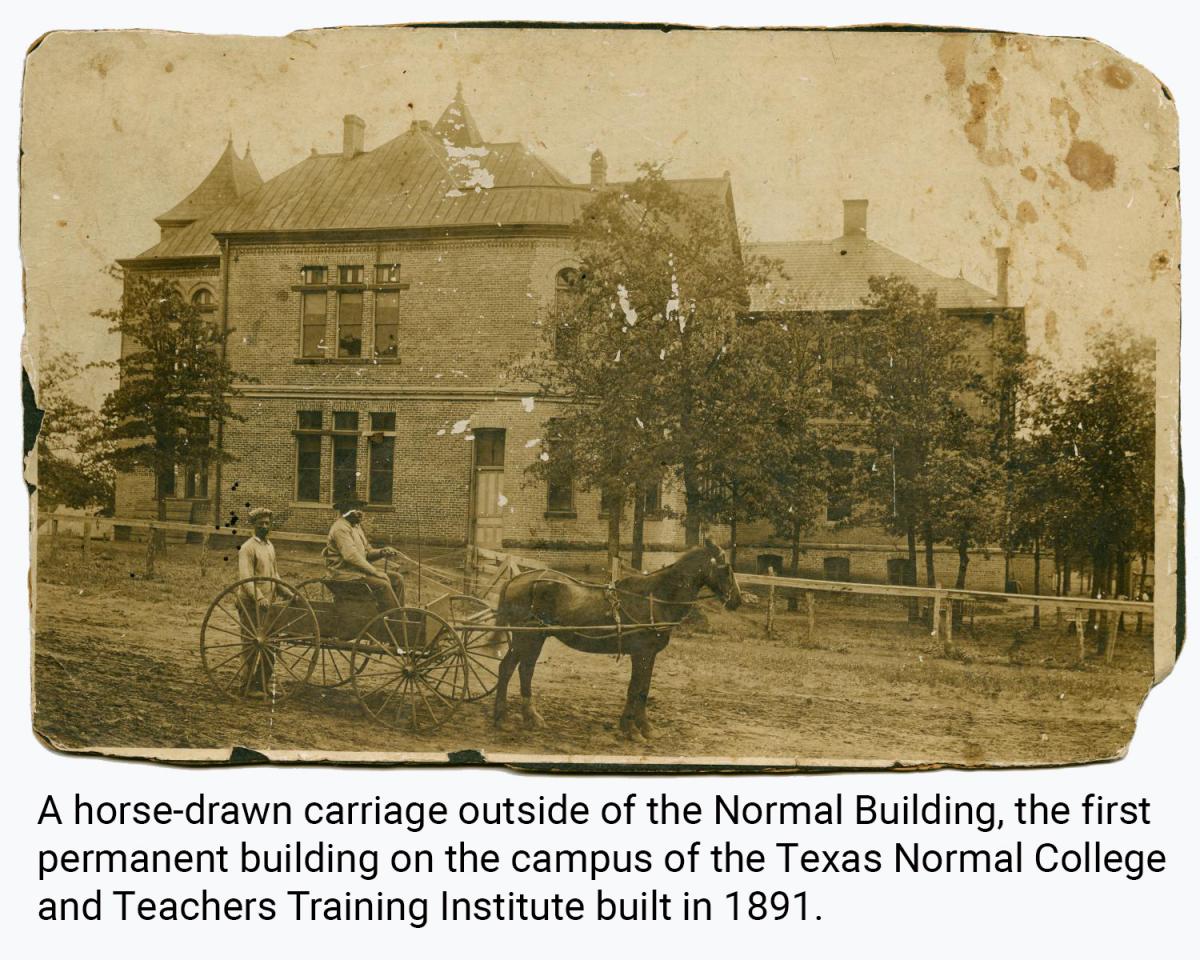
<box><xmin>293</xmin><ymin>357</ymin><xmax>402</xmax><ymax>365</ymax></box>
<box><xmin>544</xmin><ymin>511</ymin><xmax>577</xmax><ymax>520</ymax></box>
<box><xmin>287</xmin><ymin>501</ymin><xmax>394</xmax><ymax>512</ymax></box>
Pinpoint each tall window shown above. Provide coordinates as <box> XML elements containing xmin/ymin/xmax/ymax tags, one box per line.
<box><xmin>825</xmin><ymin>448</ymin><xmax>854</xmax><ymax>522</ymax></box>
<box><xmin>642</xmin><ymin>481</ymin><xmax>662</xmax><ymax>515</ymax></box>
<box><xmin>182</xmin><ymin>417</ymin><xmax>210</xmax><ymax>498</ymax></box>
<box><xmin>368</xmin><ymin>412</ymin><xmax>395</xmax><ymax>505</ymax></box>
<box><xmin>375</xmin><ymin>290</ymin><xmax>399</xmax><ymax>358</ymax></box>
<box><xmin>332</xmin><ymin>412</ymin><xmax>359</xmax><ymax>505</ymax></box>
<box><xmin>295</xmin><ymin>411</ymin><xmax>323</xmax><ymax>502</ymax></box>
<box><xmin>301</xmin><ymin>291</ymin><xmax>327</xmax><ymax>357</ymax></box>
<box><xmin>337</xmin><ymin>292</ymin><xmax>363</xmax><ymax>358</ymax></box>
<box><xmin>474</xmin><ymin>429</ymin><xmax>506</xmax><ymax>468</ymax></box>
<box><xmin>543</xmin><ymin>422</ymin><xmax>574</xmax><ymax>515</ymax></box>
<box><xmin>553</xmin><ymin>267</ymin><xmax>581</xmax><ymax>356</ymax></box>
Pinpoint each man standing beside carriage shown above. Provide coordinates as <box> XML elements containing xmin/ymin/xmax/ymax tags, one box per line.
<box><xmin>236</xmin><ymin>506</ymin><xmax>279</xmax><ymax>697</ymax></box>
<box><xmin>323</xmin><ymin>498</ymin><xmax>406</xmax><ymax>612</ymax></box>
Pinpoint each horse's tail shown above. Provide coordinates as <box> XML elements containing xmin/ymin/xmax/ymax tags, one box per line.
<box><xmin>495</xmin><ymin>569</ymin><xmax>544</xmax><ymax>627</ymax></box>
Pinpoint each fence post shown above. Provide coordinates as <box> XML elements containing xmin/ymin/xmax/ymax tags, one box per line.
<box><xmin>81</xmin><ymin>517</ymin><xmax>92</xmax><ymax>565</ymax></box>
<box><xmin>765</xmin><ymin>571</ymin><xmax>775</xmax><ymax>642</ymax></box>
<box><xmin>1075</xmin><ymin>608</ymin><xmax>1086</xmax><ymax>664</ymax></box>
<box><xmin>145</xmin><ymin>522</ymin><xmax>157</xmax><ymax>578</ymax></box>
<box><xmin>198</xmin><ymin>532</ymin><xmax>211</xmax><ymax>579</ymax></box>
<box><xmin>1105</xmin><ymin>612</ymin><xmax>1119</xmax><ymax>664</ymax></box>
<box><xmin>944</xmin><ymin>592</ymin><xmax>954</xmax><ymax>653</ymax></box>
<box><xmin>805</xmin><ymin>590</ymin><xmax>816</xmax><ymax>644</ymax></box>
<box><xmin>931</xmin><ymin>590</ymin><xmax>943</xmax><ymax>646</ymax></box>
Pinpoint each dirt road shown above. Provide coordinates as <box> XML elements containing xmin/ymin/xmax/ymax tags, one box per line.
<box><xmin>31</xmin><ymin>540</ymin><xmax>1155</xmax><ymax>766</ymax></box>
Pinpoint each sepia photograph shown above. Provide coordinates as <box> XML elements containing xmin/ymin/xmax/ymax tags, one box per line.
<box><xmin>22</xmin><ymin>24</ymin><xmax>1180</xmax><ymax>767</ymax></box>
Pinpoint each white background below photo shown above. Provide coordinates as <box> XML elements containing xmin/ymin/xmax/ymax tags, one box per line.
<box><xmin>5</xmin><ymin>1</ymin><xmax>1196</xmax><ymax>957</ymax></box>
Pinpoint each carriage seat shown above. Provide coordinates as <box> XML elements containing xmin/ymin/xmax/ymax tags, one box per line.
<box><xmin>322</xmin><ymin>578</ymin><xmax>376</xmax><ymax>600</ymax></box>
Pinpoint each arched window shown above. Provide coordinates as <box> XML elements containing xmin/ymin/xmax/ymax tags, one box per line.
<box><xmin>191</xmin><ymin>287</ymin><xmax>216</xmax><ymax>313</ymax></box>
<box><xmin>553</xmin><ymin>267</ymin><xmax>582</xmax><ymax>357</ymax></box>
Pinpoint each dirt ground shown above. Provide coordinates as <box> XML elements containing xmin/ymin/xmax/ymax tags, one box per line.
<box><xmin>31</xmin><ymin>536</ymin><xmax>1156</xmax><ymax>767</ymax></box>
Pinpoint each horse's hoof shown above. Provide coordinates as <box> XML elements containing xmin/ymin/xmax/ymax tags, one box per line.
<box><xmin>523</xmin><ymin>711</ymin><xmax>546</xmax><ymax>730</ymax></box>
<box><xmin>637</xmin><ymin>722</ymin><xmax>654</xmax><ymax>741</ymax></box>
<box><xmin>493</xmin><ymin>712</ymin><xmax>507</xmax><ymax>730</ymax></box>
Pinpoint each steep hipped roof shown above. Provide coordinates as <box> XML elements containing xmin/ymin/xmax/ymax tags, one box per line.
<box><xmin>154</xmin><ymin>139</ymin><xmax>263</xmax><ymax>227</ymax></box>
<box><xmin>749</xmin><ymin>236</ymin><xmax>1003</xmax><ymax>313</ymax></box>
<box><xmin>131</xmin><ymin>96</ymin><xmax>733</xmax><ymax>262</ymax></box>
<box><xmin>432</xmin><ymin>82</ymin><xmax>484</xmax><ymax>148</ymax></box>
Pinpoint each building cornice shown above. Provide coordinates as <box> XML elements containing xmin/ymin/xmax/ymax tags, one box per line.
<box><xmin>233</xmin><ymin>384</ymin><xmax>572</xmax><ymax>403</ymax></box>
<box><xmin>213</xmin><ymin>223</ymin><xmax>576</xmax><ymax>246</ymax></box>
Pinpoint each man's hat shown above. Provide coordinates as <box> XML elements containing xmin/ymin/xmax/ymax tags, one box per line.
<box><xmin>247</xmin><ymin>507</ymin><xmax>273</xmax><ymax>523</ymax></box>
<box><xmin>337</xmin><ymin>497</ymin><xmax>367</xmax><ymax>515</ymax></box>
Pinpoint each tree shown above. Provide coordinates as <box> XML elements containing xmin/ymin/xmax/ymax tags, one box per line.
<box><xmin>842</xmin><ymin>275</ymin><xmax>984</xmax><ymax>600</ymax></box>
<box><xmin>34</xmin><ymin>352</ymin><xmax>114</xmax><ymax>512</ymax></box>
<box><xmin>93</xmin><ymin>274</ymin><xmax>245</xmax><ymax>535</ymax></box>
<box><xmin>523</xmin><ymin>164</ymin><xmax>776</xmax><ymax>563</ymax></box>
<box><xmin>1022</xmin><ymin>329</ymin><xmax>1154</xmax><ymax>628</ymax></box>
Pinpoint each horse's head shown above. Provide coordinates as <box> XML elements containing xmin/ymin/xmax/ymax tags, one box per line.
<box><xmin>701</xmin><ymin>539</ymin><xmax>742</xmax><ymax>610</ymax></box>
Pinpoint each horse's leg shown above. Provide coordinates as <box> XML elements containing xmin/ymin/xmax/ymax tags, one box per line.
<box><xmin>620</xmin><ymin>652</ymin><xmax>650</xmax><ymax>740</ymax></box>
<box><xmin>518</xmin><ymin>635</ymin><xmax>548</xmax><ymax>729</ymax></box>
<box><xmin>493</xmin><ymin>638</ymin><xmax>523</xmax><ymax>728</ymax></box>
<box><xmin>634</xmin><ymin>649</ymin><xmax>659</xmax><ymax>739</ymax></box>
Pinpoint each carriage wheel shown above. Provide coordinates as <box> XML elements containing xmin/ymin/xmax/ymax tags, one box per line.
<box><xmin>350</xmin><ymin>607</ymin><xmax>468</xmax><ymax>733</ymax></box>
<box><xmin>293</xmin><ymin>578</ymin><xmax>367</xmax><ymax>688</ymax></box>
<box><xmin>426</xmin><ymin>593</ymin><xmax>506</xmax><ymax>702</ymax></box>
<box><xmin>200</xmin><ymin>577</ymin><xmax>320</xmax><ymax>704</ymax></box>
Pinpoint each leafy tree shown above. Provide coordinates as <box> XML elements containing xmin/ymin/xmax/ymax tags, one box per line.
<box><xmin>93</xmin><ymin>274</ymin><xmax>244</xmax><ymax>533</ymax></box>
<box><xmin>523</xmin><ymin>164</ymin><xmax>776</xmax><ymax>563</ymax></box>
<box><xmin>34</xmin><ymin>352</ymin><xmax>114</xmax><ymax>512</ymax></box>
<box><xmin>841</xmin><ymin>275</ymin><xmax>984</xmax><ymax>596</ymax></box>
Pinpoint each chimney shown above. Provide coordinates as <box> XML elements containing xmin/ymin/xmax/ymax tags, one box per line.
<box><xmin>995</xmin><ymin>246</ymin><xmax>1010</xmax><ymax>306</ymax></box>
<box><xmin>342</xmin><ymin>114</ymin><xmax>365</xmax><ymax>159</ymax></box>
<box><xmin>590</xmin><ymin>148</ymin><xmax>608</xmax><ymax>188</ymax></box>
<box><xmin>842</xmin><ymin>199</ymin><xmax>868</xmax><ymax>238</ymax></box>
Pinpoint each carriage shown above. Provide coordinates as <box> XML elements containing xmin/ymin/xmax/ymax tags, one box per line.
<box><xmin>198</xmin><ymin>575</ymin><xmax>505</xmax><ymax>733</ymax></box>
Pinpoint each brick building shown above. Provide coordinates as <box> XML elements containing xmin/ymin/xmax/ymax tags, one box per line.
<box><xmin>743</xmin><ymin>199</ymin><xmax>1028</xmax><ymax>589</ymax></box>
<box><xmin>115</xmin><ymin>89</ymin><xmax>730</xmax><ymax>559</ymax></box>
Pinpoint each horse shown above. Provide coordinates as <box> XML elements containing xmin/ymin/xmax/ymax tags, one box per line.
<box><xmin>492</xmin><ymin>539</ymin><xmax>742</xmax><ymax>740</ymax></box>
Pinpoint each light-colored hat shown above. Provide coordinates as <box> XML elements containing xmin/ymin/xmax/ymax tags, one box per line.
<box><xmin>247</xmin><ymin>507</ymin><xmax>273</xmax><ymax>523</ymax></box>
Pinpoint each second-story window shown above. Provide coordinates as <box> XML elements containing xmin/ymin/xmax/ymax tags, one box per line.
<box><xmin>376</xmin><ymin>263</ymin><xmax>401</xmax><ymax>284</ymax></box>
<box><xmin>375</xmin><ymin>290</ymin><xmax>400</xmax><ymax>358</ymax></box>
<box><xmin>554</xmin><ymin>267</ymin><xmax>582</xmax><ymax>357</ymax></box>
<box><xmin>339</xmin><ymin>265</ymin><xmax>364</xmax><ymax>285</ymax></box>
<box><xmin>191</xmin><ymin>288</ymin><xmax>216</xmax><ymax>314</ymax></box>
<box><xmin>337</xmin><ymin>291</ymin><xmax>363</xmax><ymax>357</ymax></box>
<box><xmin>301</xmin><ymin>291</ymin><xmax>327</xmax><ymax>357</ymax></box>
<box><xmin>301</xmin><ymin>265</ymin><xmax>327</xmax><ymax>285</ymax></box>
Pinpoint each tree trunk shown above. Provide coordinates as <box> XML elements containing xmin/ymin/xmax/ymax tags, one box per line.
<box><xmin>1062</xmin><ymin>555</ymin><xmax>1072</xmax><ymax>598</ymax></box>
<box><xmin>1032</xmin><ymin>535</ymin><xmax>1042</xmax><ymax>629</ymax></box>
<box><xmin>906</xmin><ymin>521</ymin><xmax>919</xmax><ymax>622</ymax></box>
<box><xmin>606</xmin><ymin>489</ymin><xmax>622</xmax><ymax>581</ymax></box>
<box><xmin>922</xmin><ymin>520</ymin><xmax>936</xmax><ymax>627</ymax></box>
<box><xmin>682</xmin><ymin>456</ymin><xmax>701</xmax><ymax>547</ymax></box>
<box><xmin>952</xmin><ymin>532</ymin><xmax>969</xmax><ymax>627</ymax></box>
<box><xmin>631</xmin><ymin>486</ymin><xmax>646</xmax><ymax>572</ymax></box>
<box><xmin>788</xmin><ymin>519</ymin><xmax>801</xmax><ymax>613</ymax></box>
<box><xmin>729</xmin><ymin>514</ymin><xmax>739</xmax><ymax>572</ymax></box>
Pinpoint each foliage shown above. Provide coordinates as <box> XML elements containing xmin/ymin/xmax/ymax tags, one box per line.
<box><xmin>93</xmin><ymin>274</ymin><xmax>245</xmax><ymax>520</ymax></box>
<box><xmin>35</xmin><ymin>352</ymin><xmax>114</xmax><ymax>511</ymax></box>
<box><xmin>523</xmin><ymin>163</ymin><xmax>778</xmax><ymax>546</ymax></box>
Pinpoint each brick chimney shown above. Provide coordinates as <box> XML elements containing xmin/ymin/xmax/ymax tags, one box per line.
<box><xmin>342</xmin><ymin>114</ymin><xmax>365</xmax><ymax>159</ymax></box>
<box><xmin>590</xmin><ymin>148</ymin><xmax>608</xmax><ymax>188</ymax></box>
<box><xmin>995</xmin><ymin>246</ymin><xmax>1010</xmax><ymax>306</ymax></box>
<box><xmin>842</xmin><ymin>199</ymin><xmax>868</xmax><ymax>238</ymax></box>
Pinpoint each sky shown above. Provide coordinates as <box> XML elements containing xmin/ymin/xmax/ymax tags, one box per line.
<box><xmin>19</xmin><ymin>26</ymin><xmax>1180</xmax><ymax>406</ymax></box>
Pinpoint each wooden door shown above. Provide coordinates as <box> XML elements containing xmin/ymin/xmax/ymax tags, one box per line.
<box><xmin>472</xmin><ymin>429</ymin><xmax>506</xmax><ymax>549</ymax></box>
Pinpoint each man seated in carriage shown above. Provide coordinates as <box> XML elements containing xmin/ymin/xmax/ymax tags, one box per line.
<box><xmin>323</xmin><ymin>498</ymin><xmax>406</xmax><ymax>612</ymax></box>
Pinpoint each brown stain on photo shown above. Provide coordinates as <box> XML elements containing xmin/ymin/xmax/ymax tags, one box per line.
<box><xmin>1016</xmin><ymin>201</ymin><xmax>1038</xmax><ymax>224</ymax></box>
<box><xmin>1103</xmin><ymin>62</ymin><xmax>1134</xmax><ymax>89</ymax></box>
<box><xmin>1066</xmin><ymin>140</ymin><xmax>1117</xmax><ymax>190</ymax></box>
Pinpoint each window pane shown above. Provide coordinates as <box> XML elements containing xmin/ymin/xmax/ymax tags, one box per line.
<box><xmin>333</xmin><ymin>435</ymin><xmax>358</xmax><ymax>504</ymax></box>
<box><xmin>298</xmin><ymin>410</ymin><xmax>322</xmax><ymax>430</ymax></box>
<box><xmin>375</xmin><ymin>290</ymin><xmax>400</xmax><ymax>358</ymax></box>
<box><xmin>369</xmin><ymin>436</ymin><xmax>394</xmax><ymax>504</ymax></box>
<box><xmin>338</xmin><ymin>292</ymin><xmax>363</xmax><ymax>358</ymax></box>
<box><xmin>302</xmin><ymin>266</ymin><xmax>327</xmax><ymax>285</ymax></box>
<box><xmin>297</xmin><ymin>435</ymin><xmax>322</xmax><ymax>502</ymax></box>
<box><xmin>370</xmin><ymin>412</ymin><xmax>396</xmax><ymax>432</ymax></box>
<box><xmin>302</xmin><ymin>291</ymin><xmax>326</xmax><ymax>357</ymax></box>
<box><xmin>547</xmin><ymin>476</ymin><xmax>573</xmax><ymax>513</ymax></box>
<box><xmin>644</xmin><ymin>483</ymin><xmax>661</xmax><ymax>514</ymax></box>
<box><xmin>474</xmin><ymin>429</ymin><xmax>505</xmax><ymax>468</ymax></box>
<box><xmin>333</xmin><ymin>411</ymin><xmax>358</xmax><ymax>431</ymax></box>
<box><xmin>339</xmin><ymin>265</ymin><xmax>364</xmax><ymax>284</ymax></box>
<box><xmin>376</xmin><ymin>263</ymin><xmax>400</xmax><ymax>283</ymax></box>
